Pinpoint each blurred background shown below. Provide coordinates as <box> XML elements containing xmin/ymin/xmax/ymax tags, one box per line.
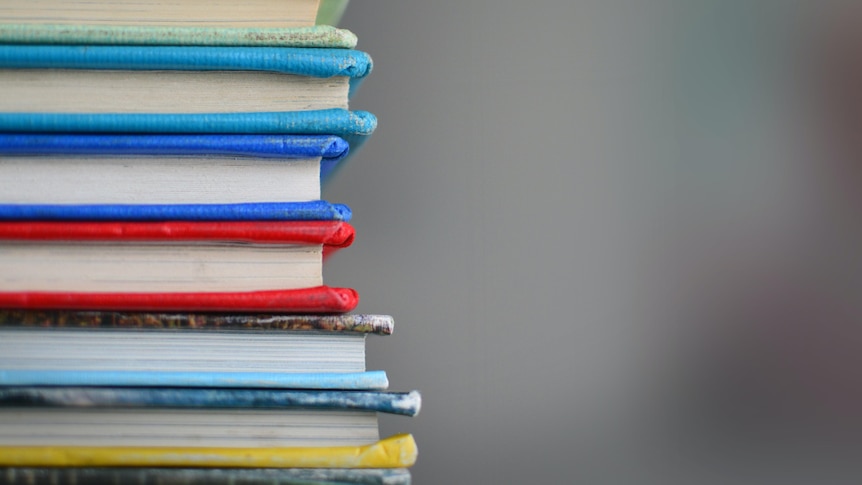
<box><xmin>326</xmin><ymin>1</ymin><xmax>862</xmax><ymax>483</ymax></box>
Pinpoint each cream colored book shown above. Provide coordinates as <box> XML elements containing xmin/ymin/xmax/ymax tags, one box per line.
<box><xmin>0</xmin><ymin>0</ymin><xmax>321</xmax><ymax>28</ymax></box>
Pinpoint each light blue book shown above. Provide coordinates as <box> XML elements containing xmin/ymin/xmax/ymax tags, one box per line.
<box><xmin>0</xmin><ymin>370</ymin><xmax>389</xmax><ymax>390</ymax></box>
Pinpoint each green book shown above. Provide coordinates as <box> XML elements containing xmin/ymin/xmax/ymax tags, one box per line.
<box><xmin>0</xmin><ymin>24</ymin><xmax>357</xmax><ymax>48</ymax></box>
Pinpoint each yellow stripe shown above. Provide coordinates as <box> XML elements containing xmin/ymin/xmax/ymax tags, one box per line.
<box><xmin>0</xmin><ymin>434</ymin><xmax>416</xmax><ymax>468</ymax></box>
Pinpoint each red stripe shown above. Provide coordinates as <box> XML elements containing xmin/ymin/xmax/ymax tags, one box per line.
<box><xmin>0</xmin><ymin>286</ymin><xmax>358</xmax><ymax>313</ymax></box>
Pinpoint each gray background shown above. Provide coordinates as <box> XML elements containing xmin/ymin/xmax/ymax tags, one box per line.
<box><xmin>327</xmin><ymin>2</ymin><xmax>664</xmax><ymax>483</ymax></box>
<box><xmin>325</xmin><ymin>1</ymin><xmax>860</xmax><ymax>483</ymax></box>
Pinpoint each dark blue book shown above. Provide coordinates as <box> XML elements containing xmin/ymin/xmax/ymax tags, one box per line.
<box><xmin>0</xmin><ymin>133</ymin><xmax>353</xmax><ymax>219</ymax></box>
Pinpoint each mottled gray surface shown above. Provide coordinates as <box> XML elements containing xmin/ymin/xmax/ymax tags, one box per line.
<box><xmin>328</xmin><ymin>1</ymin><xmax>862</xmax><ymax>483</ymax></box>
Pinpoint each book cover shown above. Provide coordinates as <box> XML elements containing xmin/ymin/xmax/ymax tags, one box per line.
<box><xmin>0</xmin><ymin>45</ymin><xmax>372</xmax><ymax>96</ymax></box>
<box><xmin>0</xmin><ymin>24</ymin><xmax>358</xmax><ymax>48</ymax></box>
<box><xmin>0</xmin><ymin>388</ymin><xmax>421</xmax><ymax>417</ymax></box>
<box><xmin>0</xmin><ymin>133</ymin><xmax>349</xmax><ymax>179</ymax></box>
<box><xmin>0</xmin><ymin>434</ymin><xmax>417</xmax><ymax>468</ymax></box>
<box><xmin>0</xmin><ymin>109</ymin><xmax>377</xmax><ymax>155</ymax></box>
<box><xmin>0</xmin><ymin>201</ymin><xmax>351</xmax><ymax>221</ymax></box>
<box><xmin>0</xmin><ymin>369</ymin><xmax>387</xmax><ymax>390</ymax></box>
<box><xmin>0</xmin><ymin>311</ymin><xmax>393</xmax><ymax>335</ymax></box>
<box><xmin>0</xmin><ymin>286</ymin><xmax>358</xmax><ymax>313</ymax></box>
<box><xmin>0</xmin><ymin>468</ymin><xmax>412</xmax><ymax>485</ymax></box>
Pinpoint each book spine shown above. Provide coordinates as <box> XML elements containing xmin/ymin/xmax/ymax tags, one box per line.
<box><xmin>0</xmin><ymin>389</ymin><xmax>421</xmax><ymax>416</ymax></box>
<box><xmin>0</xmin><ymin>312</ymin><xmax>394</xmax><ymax>334</ymax></box>
<box><xmin>0</xmin><ymin>109</ymin><xmax>377</xmax><ymax>136</ymax></box>
<box><xmin>0</xmin><ymin>24</ymin><xmax>359</xmax><ymax>48</ymax></box>
<box><xmin>0</xmin><ymin>134</ymin><xmax>349</xmax><ymax>159</ymax></box>
<box><xmin>0</xmin><ymin>370</ymin><xmax>388</xmax><ymax>390</ymax></box>
<box><xmin>0</xmin><ymin>201</ymin><xmax>352</xmax><ymax>221</ymax></box>
<box><xmin>0</xmin><ymin>45</ymin><xmax>373</xmax><ymax>78</ymax></box>
<box><xmin>0</xmin><ymin>221</ymin><xmax>355</xmax><ymax>246</ymax></box>
<box><xmin>0</xmin><ymin>286</ymin><xmax>359</xmax><ymax>313</ymax></box>
<box><xmin>0</xmin><ymin>435</ymin><xmax>416</xmax><ymax>468</ymax></box>
<box><xmin>0</xmin><ymin>468</ymin><xmax>412</xmax><ymax>485</ymax></box>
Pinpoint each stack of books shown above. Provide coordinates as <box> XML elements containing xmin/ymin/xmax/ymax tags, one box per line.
<box><xmin>0</xmin><ymin>1</ymin><xmax>418</xmax><ymax>484</ymax></box>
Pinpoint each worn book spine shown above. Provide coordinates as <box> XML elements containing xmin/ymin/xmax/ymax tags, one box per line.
<box><xmin>0</xmin><ymin>311</ymin><xmax>392</xmax><ymax>334</ymax></box>
<box><xmin>0</xmin><ymin>45</ymin><xmax>373</xmax><ymax>78</ymax></box>
<box><xmin>0</xmin><ymin>434</ymin><xmax>417</xmax><ymax>468</ymax></box>
<box><xmin>0</xmin><ymin>201</ymin><xmax>351</xmax><ymax>221</ymax></box>
<box><xmin>0</xmin><ymin>220</ymin><xmax>354</xmax><ymax>246</ymax></box>
<box><xmin>0</xmin><ymin>133</ymin><xmax>348</xmax><ymax>159</ymax></box>
<box><xmin>0</xmin><ymin>388</ymin><xmax>421</xmax><ymax>416</ymax></box>
<box><xmin>0</xmin><ymin>24</ymin><xmax>358</xmax><ymax>48</ymax></box>
<box><xmin>0</xmin><ymin>286</ymin><xmax>359</xmax><ymax>313</ymax></box>
<box><xmin>0</xmin><ymin>370</ymin><xmax>388</xmax><ymax>390</ymax></box>
<box><xmin>0</xmin><ymin>468</ymin><xmax>412</xmax><ymax>485</ymax></box>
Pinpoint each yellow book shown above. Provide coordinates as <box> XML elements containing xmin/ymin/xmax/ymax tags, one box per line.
<box><xmin>0</xmin><ymin>434</ymin><xmax>416</xmax><ymax>469</ymax></box>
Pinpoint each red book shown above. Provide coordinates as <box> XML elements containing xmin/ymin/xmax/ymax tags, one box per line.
<box><xmin>0</xmin><ymin>221</ymin><xmax>357</xmax><ymax>313</ymax></box>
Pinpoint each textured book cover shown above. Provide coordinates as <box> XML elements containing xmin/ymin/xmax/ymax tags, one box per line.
<box><xmin>0</xmin><ymin>24</ymin><xmax>358</xmax><ymax>48</ymax></box>
<box><xmin>0</xmin><ymin>468</ymin><xmax>411</xmax><ymax>485</ymax></box>
<box><xmin>0</xmin><ymin>388</ymin><xmax>421</xmax><ymax>416</ymax></box>
<box><xmin>0</xmin><ymin>369</ymin><xmax>387</xmax><ymax>390</ymax></box>
<box><xmin>0</xmin><ymin>201</ymin><xmax>351</xmax><ymax>221</ymax></box>
<box><xmin>0</xmin><ymin>434</ymin><xmax>417</xmax><ymax>468</ymax></box>
<box><xmin>0</xmin><ymin>286</ymin><xmax>358</xmax><ymax>313</ymax></box>
<box><xmin>0</xmin><ymin>133</ymin><xmax>349</xmax><ymax>180</ymax></box>
<box><xmin>0</xmin><ymin>109</ymin><xmax>377</xmax><ymax>157</ymax></box>
<box><xmin>0</xmin><ymin>311</ymin><xmax>393</xmax><ymax>334</ymax></box>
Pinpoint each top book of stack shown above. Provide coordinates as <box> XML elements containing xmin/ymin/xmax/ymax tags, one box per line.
<box><xmin>0</xmin><ymin>0</ymin><xmax>356</xmax><ymax>48</ymax></box>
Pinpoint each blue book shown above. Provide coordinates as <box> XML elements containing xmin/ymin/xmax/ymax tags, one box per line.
<box><xmin>0</xmin><ymin>388</ymin><xmax>421</xmax><ymax>417</ymax></box>
<box><xmin>0</xmin><ymin>45</ymin><xmax>372</xmax><ymax>92</ymax></box>
<box><xmin>0</xmin><ymin>201</ymin><xmax>351</xmax><ymax>221</ymax></box>
<box><xmin>0</xmin><ymin>133</ymin><xmax>349</xmax><ymax>180</ymax></box>
<box><xmin>0</xmin><ymin>109</ymin><xmax>377</xmax><ymax>152</ymax></box>
<box><xmin>0</xmin><ymin>370</ymin><xmax>388</xmax><ymax>390</ymax></box>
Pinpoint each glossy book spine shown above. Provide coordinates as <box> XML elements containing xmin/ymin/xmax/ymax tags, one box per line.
<box><xmin>0</xmin><ymin>370</ymin><xmax>388</xmax><ymax>390</ymax></box>
<box><xmin>0</xmin><ymin>312</ymin><xmax>393</xmax><ymax>334</ymax></box>
<box><xmin>0</xmin><ymin>388</ymin><xmax>421</xmax><ymax>416</ymax></box>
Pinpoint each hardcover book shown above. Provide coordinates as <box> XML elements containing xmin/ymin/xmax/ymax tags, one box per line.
<box><xmin>0</xmin><ymin>46</ymin><xmax>372</xmax><ymax>113</ymax></box>
<box><xmin>0</xmin><ymin>134</ymin><xmax>351</xmax><ymax>204</ymax></box>
<box><xmin>0</xmin><ymin>25</ymin><xmax>358</xmax><ymax>48</ymax></box>
<box><xmin>0</xmin><ymin>221</ymin><xmax>358</xmax><ymax>312</ymax></box>
<box><xmin>0</xmin><ymin>434</ymin><xmax>417</xmax><ymax>468</ymax></box>
<box><xmin>0</xmin><ymin>388</ymin><xmax>419</xmax><ymax>447</ymax></box>
<box><xmin>0</xmin><ymin>468</ymin><xmax>412</xmax><ymax>485</ymax></box>
<box><xmin>0</xmin><ymin>313</ymin><xmax>391</xmax><ymax>375</ymax></box>
<box><xmin>0</xmin><ymin>0</ymin><xmax>323</xmax><ymax>28</ymax></box>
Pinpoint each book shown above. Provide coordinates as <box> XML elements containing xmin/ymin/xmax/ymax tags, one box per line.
<box><xmin>0</xmin><ymin>389</ymin><xmax>419</xmax><ymax>447</ymax></box>
<box><xmin>0</xmin><ymin>388</ymin><xmax>421</xmax><ymax>416</ymax></box>
<box><xmin>0</xmin><ymin>433</ymin><xmax>417</xmax><ymax>468</ymax></box>
<box><xmin>0</xmin><ymin>310</ymin><xmax>393</xmax><ymax>333</ymax></box>
<box><xmin>0</xmin><ymin>201</ymin><xmax>351</xmax><ymax>222</ymax></box>
<box><xmin>0</xmin><ymin>370</ymin><xmax>387</xmax><ymax>390</ymax></box>
<box><xmin>0</xmin><ymin>134</ymin><xmax>350</xmax><ymax>204</ymax></box>
<box><xmin>0</xmin><ymin>25</ymin><xmax>358</xmax><ymax>48</ymax></box>
<box><xmin>0</xmin><ymin>467</ymin><xmax>412</xmax><ymax>485</ymax></box>
<box><xmin>0</xmin><ymin>221</ymin><xmax>358</xmax><ymax>312</ymax></box>
<box><xmin>0</xmin><ymin>0</ymin><xmax>323</xmax><ymax>28</ymax></box>
<box><xmin>0</xmin><ymin>45</ymin><xmax>372</xmax><ymax>114</ymax></box>
<box><xmin>0</xmin><ymin>313</ymin><xmax>390</xmax><ymax>375</ymax></box>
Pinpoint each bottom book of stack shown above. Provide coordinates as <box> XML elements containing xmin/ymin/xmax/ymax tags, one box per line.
<box><xmin>0</xmin><ymin>312</ymin><xmax>419</xmax><ymax>484</ymax></box>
